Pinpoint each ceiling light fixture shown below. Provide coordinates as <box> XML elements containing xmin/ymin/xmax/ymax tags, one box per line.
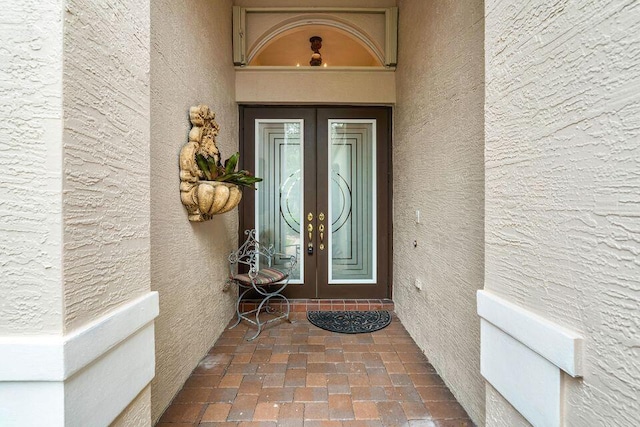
<box><xmin>309</xmin><ymin>36</ymin><xmax>322</xmax><ymax>66</ymax></box>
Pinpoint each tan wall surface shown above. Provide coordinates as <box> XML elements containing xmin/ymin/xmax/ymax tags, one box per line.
<box><xmin>485</xmin><ymin>1</ymin><xmax>640</xmax><ymax>425</ymax></box>
<box><xmin>150</xmin><ymin>0</ymin><xmax>238</xmax><ymax>422</ymax></box>
<box><xmin>60</xmin><ymin>1</ymin><xmax>153</xmax><ymax>421</ymax></box>
<box><xmin>0</xmin><ymin>0</ymin><xmax>64</xmax><ymax>335</ymax></box>
<box><xmin>485</xmin><ymin>385</ymin><xmax>529</xmax><ymax>427</ymax></box>
<box><xmin>393</xmin><ymin>0</ymin><xmax>485</xmax><ymax>424</ymax></box>
<box><xmin>236</xmin><ymin>69</ymin><xmax>395</xmax><ymax>104</ymax></box>
<box><xmin>62</xmin><ymin>0</ymin><xmax>151</xmax><ymax>331</ymax></box>
<box><xmin>110</xmin><ymin>386</ymin><xmax>151</xmax><ymax>427</ymax></box>
<box><xmin>235</xmin><ymin>0</ymin><xmax>395</xmax><ymax>7</ymax></box>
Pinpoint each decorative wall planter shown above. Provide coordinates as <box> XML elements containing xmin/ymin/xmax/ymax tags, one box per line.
<box><xmin>179</xmin><ymin>105</ymin><xmax>241</xmax><ymax>222</ymax></box>
<box><xmin>196</xmin><ymin>181</ymin><xmax>242</xmax><ymax>217</ymax></box>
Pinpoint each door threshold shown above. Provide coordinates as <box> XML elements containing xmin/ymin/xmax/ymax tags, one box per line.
<box><xmin>239</xmin><ymin>298</ymin><xmax>394</xmax><ymax>313</ymax></box>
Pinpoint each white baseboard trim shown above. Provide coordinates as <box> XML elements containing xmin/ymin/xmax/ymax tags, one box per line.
<box><xmin>481</xmin><ymin>320</ymin><xmax>563</xmax><ymax>427</ymax></box>
<box><xmin>0</xmin><ymin>292</ymin><xmax>159</xmax><ymax>427</ymax></box>
<box><xmin>477</xmin><ymin>290</ymin><xmax>583</xmax><ymax>427</ymax></box>
<box><xmin>477</xmin><ymin>290</ymin><xmax>583</xmax><ymax>376</ymax></box>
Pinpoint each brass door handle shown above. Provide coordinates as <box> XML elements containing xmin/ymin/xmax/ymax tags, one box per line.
<box><xmin>307</xmin><ymin>219</ymin><xmax>314</xmax><ymax>255</ymax></box>
<box><xmin>318</xmin><ymin>211</ymin><xmax>325</xmax><ymax>251</ymax></box>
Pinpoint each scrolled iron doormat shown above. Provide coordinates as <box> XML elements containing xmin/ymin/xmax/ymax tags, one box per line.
<box><xmin>307</xmin><ymin>310</ymin><xmax>391</xmax><ymax>334</ymax></box>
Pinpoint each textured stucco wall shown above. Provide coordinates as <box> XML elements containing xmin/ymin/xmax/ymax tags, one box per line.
<box><xmin>393</xmin><ymin>0</ymin><xmax>485</xmax><ymax>424</ymax></box>
<box><xmin>2</xmin><ymin>0</ymin><xmax>153</xmax><ymax>423</ymax></box>
<box><xmin>110</xmin><ymin>386</ymin><xmax>151</xmax><ymax>427</ymax></box>
<box><xmin>485</xmin><ymin>385</ymin><xmax>529</xmax><ymax>427</ymax></box>
<box><xmin>62</xmin><ymin>0</ymin><xmax>151</xmax><ymax>332</ymax></box>
<box><xmin>485</xmin><ymin>1</ymin><xmax>640</xmax><ymax>425</ymax></box>
<box><xmin>150</xmin><ymin>0</ymin><xmax>237</xmax><ymax>422</ymax></box>
<box><xmin>62</xmin><ymin>0</ymin><xmax>152</xmax><ymax>422</ymax></box>
<box><xmin>0</xmin><ymin>0</ymin><xmax>64</xmax><ymax>335</ymax></box>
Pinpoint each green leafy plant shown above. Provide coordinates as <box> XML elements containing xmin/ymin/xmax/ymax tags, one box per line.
<box><xmin>195</xmin><ymin>152</ymin><xmax>262</xmax><ymax>190</ymax></box>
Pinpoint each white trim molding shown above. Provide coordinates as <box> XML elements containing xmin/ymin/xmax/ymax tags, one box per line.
<box><xmin>477</xmin><ymin>290</ymin><xmax>583</xmax><ymax>427</ymax></box>
<box><xmin>477</xmin><ymin>290</ymin><xmax>583</xmax><ymax>377</ymax></box>
<box><xmin>0</xmin><ymin>292</ymin><xmax>159</xmax><ymax>426</ymax></box>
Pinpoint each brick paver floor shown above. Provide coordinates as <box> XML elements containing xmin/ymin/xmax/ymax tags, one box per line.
<box><xmin>157</xmin><ymin>312</ymin><xmax>475</xmax><ymax>427</ymax></box>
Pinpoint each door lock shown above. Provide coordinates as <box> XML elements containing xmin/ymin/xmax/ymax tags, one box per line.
<box><xmin>319</xmin><ymin>224</ymin><xmax>325</xmax><ymax>251</ymax></box>
<box><xmin>307</xmin><ymin>218</ymin><xmax>314</xmax><ymax>255</ymax></box>
<box><xmin>318</xmin><ymin>212</ymin><xmax>325</xmax><ymax>251</ymax></box>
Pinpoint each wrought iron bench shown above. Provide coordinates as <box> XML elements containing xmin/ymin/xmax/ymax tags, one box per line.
<box><xmin>227</xmin><ymin>229</ymin><xmax>298</xmax><ymax>340</ymax></box>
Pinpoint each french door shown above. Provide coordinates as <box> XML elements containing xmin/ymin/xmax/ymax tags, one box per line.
<box><xmin>240</xmin><ymin>107</ymin><xmax>391</xmax><ymax>299</ymax></box>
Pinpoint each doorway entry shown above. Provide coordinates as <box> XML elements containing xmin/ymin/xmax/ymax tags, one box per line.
<box><xmin>240</xmin><ymin>106</ymin><xmax>391</xmax><ymax>299</ymax></box>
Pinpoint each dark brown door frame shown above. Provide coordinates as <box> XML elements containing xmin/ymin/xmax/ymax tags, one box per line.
<box><xmin>239</xmin><ymin>105</ymin><xmax>393</xmax><ymax>299</ymax></box>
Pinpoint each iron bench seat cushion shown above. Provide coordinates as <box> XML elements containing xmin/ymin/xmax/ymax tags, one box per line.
<box><xmin>233</xmin><ymin>267</ymin><xmax>288</xmax><ymax>285</ymax></box>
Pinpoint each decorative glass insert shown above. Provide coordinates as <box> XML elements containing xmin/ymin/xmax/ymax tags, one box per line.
<box><xmin>328</xmin><ymin>120</ymin><xmax>376</xmax><ymax>283</ymax></box>
<box><xmin>255</xmin><ymin>120</ymin><xmax>303</xmax><ymax>282</ymax></box>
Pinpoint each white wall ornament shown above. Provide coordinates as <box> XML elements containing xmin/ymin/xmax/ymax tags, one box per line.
<box><xmin>179</xmin><ymin>105</ymin><xmax>242</xmax><ymax>222</ymax></box>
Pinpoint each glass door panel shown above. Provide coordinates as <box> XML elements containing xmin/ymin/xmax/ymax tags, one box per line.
<box><xmin>328</xmin><ymin>120</ymin><xmax>376</xmax><ymax>283</ymax></box>
<box><xmin>255</xmin><ymin>120</ymin><xmax>303</xmax><ymax>282</ymax></box>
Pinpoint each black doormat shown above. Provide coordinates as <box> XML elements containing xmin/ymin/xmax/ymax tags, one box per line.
<box><xmin>307</xmin><ymin>310</ymin><xmax>392</xmax><ymax>334</ymax></box>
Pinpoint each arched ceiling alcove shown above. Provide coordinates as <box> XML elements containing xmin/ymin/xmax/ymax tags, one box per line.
<box><xmin>249</xmin><ymin>25</ymin><xmax>382</xmax><ymax>67</ymax></box>
<box><xmin>233</xmin><ymin>7</ymin><xmax>398</xmax><ymax>67</ymax></box>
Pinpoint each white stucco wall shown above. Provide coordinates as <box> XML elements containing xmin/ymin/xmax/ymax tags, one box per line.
<box><xmin>150</xmin><ymin>0</ymin><xmax>238</xmax><ymax>422</ymax></box>
<box><xmin>62</xmin><ymin>0</ymin><xmax>151</xmax><ymax>332</ymax></box>
<box><xmin>393</xmin><ymin>0</ymin><xmax>485</xmax><ymax>424</ymax></box>
<box><xmin>485</xmin><ymin>1</ymin><xmax>640</xmax><ymax>426</ymax></box>
<box><xmin>0</xmin><ymin>0</ymin><xmax>64</xmax><ymax>335</ymax></box>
